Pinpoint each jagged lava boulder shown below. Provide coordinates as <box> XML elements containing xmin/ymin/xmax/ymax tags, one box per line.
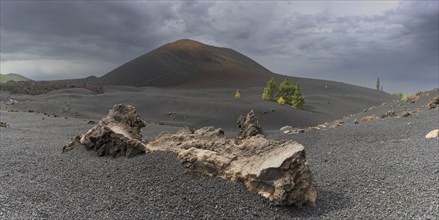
<box><xmin>63</xmin><ymin>104</ymin><xmax>147</xmax><ymax>157</ymax></box>
<box><xmin>146</xmin><ymin>111</ymin><xmax>317</xmax><ymax>207</ymax></box>
<box><xmin>236</xmin><ymin>109</ymin><xmax>263</xmax><ymax>140</ymax></box>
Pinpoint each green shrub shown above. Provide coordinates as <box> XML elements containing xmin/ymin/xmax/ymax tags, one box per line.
<box><xmin>278</xmin><ymin>78</ymin><xmax>295</xmax><ymax>105</ymax></box>
<box><xmin>262</xmin><ymin>78</ymin><xmax>278</xmax><ymax>101</ymax></box>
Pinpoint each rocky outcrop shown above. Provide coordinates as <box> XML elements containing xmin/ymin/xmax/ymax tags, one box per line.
<box><xmin>63</xmin><ymin>108</ymin><xmax>316</xmax><ymax>207</ymax></box>
<box><xmin>146</xmin><ymin>111</ymin><xmax>317</xmax><ymax>208</ymax></box>
<box><xmin>63</xmin><ymin>104</ymin><xmax>147</xmax><ymax>157</ymax></box>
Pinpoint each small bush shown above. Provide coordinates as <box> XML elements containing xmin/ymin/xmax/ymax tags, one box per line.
<box><xmin>393</xmin><ymin>92</ymin><xmax>408</xmax><ymax>102</ymax></box>
<box><xmin>235</xmin><ymin>90</ymin><xmax>241</xmax><ymax>99</ymax></box>
<box><xmin>278</xmin><ymin>96</ymin><xmax>285</xmax><ymax>105</ymax></box>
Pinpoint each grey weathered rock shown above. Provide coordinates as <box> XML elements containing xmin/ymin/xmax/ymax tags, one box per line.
<box><xmin>146</xmin><ymin>111</ymin><xmax>317</xmax><ymax>208</ymax></box>
<box><xmin>427</xmin><ymin>96</ymin><xmax>439</xmax><ymax>109</ymax></box>
<box><xmin>63</xmin><ymin>104</ymin><xmax>147</xmax><ymax>157</ymax></box>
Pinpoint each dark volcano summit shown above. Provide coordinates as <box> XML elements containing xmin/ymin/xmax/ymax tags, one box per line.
<box><xmin>100</xmin><ymin>39</ymin><xmax>275</xmax><ymax>88</ymax></box>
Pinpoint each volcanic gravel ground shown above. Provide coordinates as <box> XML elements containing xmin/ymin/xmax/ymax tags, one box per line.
<box><xmin>0</xmin><ymin>107</ymin><xmax>438</xmax><ymax>219</ymax></box>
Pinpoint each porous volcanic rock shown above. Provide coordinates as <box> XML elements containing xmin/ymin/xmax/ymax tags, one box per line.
<box><xmin>63</xmin><ymin>104</ymin><xmax>147</xmax><ymax>157</ymax></box>
<box><xmin>146</xmin><ymin>111</ymin><xmax>317</xmax><ymax>208</ymax></box>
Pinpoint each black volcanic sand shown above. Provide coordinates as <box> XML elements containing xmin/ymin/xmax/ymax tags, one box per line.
<box><xmin>0</xmin><ymin>87</ymin><xmax>439</xmax><ymax>219</ymax></box>
<box><xmin>0</xmin><ymin>80</ymin><xmax>392</xmax><ymax>132</ymax></box>
<box><xmin>0</xmin><ymin>88</ymin><xmax>438</xmax><ymax>219</ymax></box>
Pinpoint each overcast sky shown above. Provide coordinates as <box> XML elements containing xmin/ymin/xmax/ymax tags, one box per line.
<box><xmin>1</xmin><ymin>1</ymin><xmax>438</xmax><ymax>94</ymax></box>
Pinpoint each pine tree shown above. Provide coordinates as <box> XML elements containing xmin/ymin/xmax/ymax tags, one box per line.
<box><xmin>376</xmin><ymin>77</ymin><xmax>380</xmax><ymax>90</ymax></box>
<box><xmin>292</xmin><ymin>84</ymin><xmax>305</xmax><ymax>110</ymax></box>
<box><xmin>235</xmin><ymin>90</ymin><xmax>241</xmax><ymax>99</ymax></box>
<box><xmin>278</xmin><ymin>78</ymin><xmax>295</xmax><ymax>105</ymax></box>
<box><xmin>262</xmin><ymin>78</ymin><xmax>278</xmax><ymax>101</ymax></box>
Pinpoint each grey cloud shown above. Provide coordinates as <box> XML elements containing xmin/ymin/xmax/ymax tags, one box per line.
<box><xmin>0</xmin><ymin>1</ymin><xmax>437</xmax><ymax>93</ymax></box>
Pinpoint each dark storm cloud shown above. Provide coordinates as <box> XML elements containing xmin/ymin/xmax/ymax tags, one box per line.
<box><xmin>1</xmin><ymin>1</ymin><xmax>437</xmax><ymax>93</ymax></box>
<box><xmin>1</xmin><ymin>1</ymin><xmax>162</xmax><ymax>62</ymax></box>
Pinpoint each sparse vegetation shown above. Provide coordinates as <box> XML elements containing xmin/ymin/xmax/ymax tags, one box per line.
<box><xmin>235</xmin><ymin>90</ymin><xmax>241</xmax><ymax>99</ymax></box>
<box><xmin>393</xmin><ymin>92</ymin><xmax>408</xmax><ymax>102</ymax></box>
<box><xmin>0</xmin><ymin>73</ymin><xmax>29</xmax><ymax>83</ymax></box>
<box><xmin>262</xmin><ymin>78</ymin><xmax>305</xmax><ymax>109</ymax></box>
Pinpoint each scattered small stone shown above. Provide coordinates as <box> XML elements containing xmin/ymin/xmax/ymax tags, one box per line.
<box><xmin>361</xmin><ymin>115</ymin><xmax>378</xmax><ymax>122</ymax></box>
<box><xmin>380</xmin><ymin>111</ymin><xmax>396</xmax><ymax>119</ymax></box>
<box><xmin>87</xmin><ymin>120</ymin><xmax>96</xmax><ymax>124</ymax></box>
<box><xmin>27</xmin><ymin>109</ymin><xmax>34</xmax><ymax>113</ymax></box>
<box><xmin>425</xmin><ymin>129</ymin><xmax>439</xmax><ymax>139</ymax></box>
<box><xmin>354</xmin><ymin>119</ymin><xmax>359</xmax><ymax>124</ymax></box>
<box><xmin>0</xmin><ymin>122</ymin><xmax>8</xmax><ymax>127</ymax></box>
<box><xmin>166</xmin><ymin>112</ymin><xmax>175</xmax><ymax>117</ymax></box>
<box><xmin>280</xmin><ymin>126</ymin><xmax>293</xmax><ymax>132</ymax></box>
<box><xmin>401</xmin><ymin>111</ymin><xmax>412</xmax><ymax>117</ymax></box>
<box><xmin>332</xmin><ymin>120</ymin><xmax>344</xmax><ymax>128</ymax></box>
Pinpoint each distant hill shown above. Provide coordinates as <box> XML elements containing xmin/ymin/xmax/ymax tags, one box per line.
<box><xmin>0</xmin><ymin>73</ymin><xmax>31</xmax><ymax>83</ymax></box>
<box><xmin>100</xmin><ymin>39</ymin><xmax>277</xmax><ymax>88</ymax></box>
